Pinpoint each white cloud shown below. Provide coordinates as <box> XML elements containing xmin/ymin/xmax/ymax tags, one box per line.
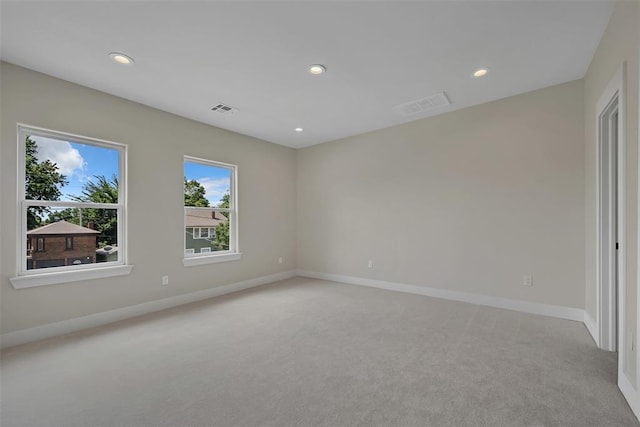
<box><xmin>198</xmin><ymin>177</ymin><xmax>230</xmax><ymax>205</ymax></box>
<box><xmin>32</xmin><ymin>136</ymin><xmax>85</xmax><ymax>177</ymax></box>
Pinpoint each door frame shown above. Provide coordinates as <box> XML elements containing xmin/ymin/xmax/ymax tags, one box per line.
<box><xmin>595</xmin><ymin>65</ymin><xmax>626</xmax><ymax>362</ymax></box>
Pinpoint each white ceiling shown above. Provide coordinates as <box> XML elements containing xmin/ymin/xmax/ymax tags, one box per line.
<box><xmin>0</xmin><ymin>1</ymin><xmax>613</xmax><ymax>148</ymax></box>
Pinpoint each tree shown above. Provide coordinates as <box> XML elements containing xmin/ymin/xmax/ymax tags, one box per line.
<box><xmin>67</xmin><ymin>175</ymin><xmax>119</xmax><ymax>246</ymax></box>
<box><xmin>217</xmin><ymin>191</ymin><xmax>230</xmax><ymax>210</ymax></box>
<box><xmin>212</xmin><ymin>221</ymin><xmax>229</xmax><ymax>251</ymax></box>
<box><xmin>47</xmin><ymin>207</ymin><xmax>79</xmax><ymax>225</ymax></box>
<box><xmin>184</xmin><ymin>178</ymin><xmax>209</xmax><ymax>207</ymax></box>
<box><xmin>213</xmin><ymin>190</ymin><xmax>230</xmax><ymax>250</ymax></box>
<box><xmin>25</xmin><ymin>136</ymin><xmax>67</xmax><ymax>229</ymax></box>
<box><xmin>75</xmin><ymin>175</ymin><xmax>118</xmax><ymax>204</ymax></box>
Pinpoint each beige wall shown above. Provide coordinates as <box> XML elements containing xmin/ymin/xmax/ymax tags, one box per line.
<box><xmin>584</xmin><ymin>0</ymin><xmax>640</xmax><ymax>386</ymax></box>
<box><xmin>0</xmin><ymin>62</ymin><xmax>297</xmax><ymax>334</ymax></box>
<box><xmin>3</xmin><ymin>7</ymin><xmax>638</xmax><ymax>392</ymax></box>
<box><xmin>297</xmin><ymin>80</ymin><xmax>585</xmax><ymax>309</ymax></box>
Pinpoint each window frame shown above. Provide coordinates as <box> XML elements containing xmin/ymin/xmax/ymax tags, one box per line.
<box><xmin>65</xmin><ymin>236</ymin><xmax>74</xmax><ymax>251</ymax></box>
<box><xmin>10</xmin><ymin>124</ymin><xmax>133</xmax><ymax>289</ymax></box>
<box><xmin>183</xmin><ymin>156</ymin><xmax>241</xmax><ymax>266</ymax></box>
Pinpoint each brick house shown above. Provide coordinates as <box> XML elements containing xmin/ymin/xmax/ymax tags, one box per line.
<box><xmin>27</xmin><ymin>220</ymin><xmax>99</xmax><ymax>269</ymax></box>
<box><xmin>185</xmin><ymin>208</ymin><xmax>226</xmax><ymax>254</ymax></box>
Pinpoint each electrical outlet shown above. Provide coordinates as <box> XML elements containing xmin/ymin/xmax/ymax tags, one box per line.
<box><xmin>523</xmin><ymin>275</ymin><xmax>533</xmax><ymax>287</ymax></box>
<box><xmin>368</xmin><ymin>260</ymin><xmax>373</xmax><ymax>268</ymax></box>
<box><xmin>278</xmin><ymin>257</ymin><xmax>283</xmax><ymax>264</ymax></box>
<box><xmin>162</xmin><ymin>275</ymin><xmax>169</xmax><ymax>285</ymax></box>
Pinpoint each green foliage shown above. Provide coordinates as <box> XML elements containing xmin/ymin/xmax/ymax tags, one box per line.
<box><xmin>46</xmin><ymin>208</ymin><xmax>80</xmax><ymax>225</ymax></box>
<box><xmin>212</xmin><ymin>191</ymin><xmax>231</xmax><ymax>250</ymax></box>
<box><xmin>184</xmin><ymin>178</ymin><xmax>209</xmax><ymax>207</ymax></box>
<box><xmin>212</xmin><ymin>221</ymin><xmax>229</xmax><ymax>251</ymax></box>
<box><xmin>217</xmin><ymin>191</ymin><xmax>230</xmax><ymax>209</ymax></box>
<box><xmin>75</xmin><ymin>175</ymin><xmax>118</xmax><ymax>204</ymax></box>
<box><xmin>25</xmin><ymin>136</ymin><xmax>67</xmax><ymax>229</ymax></box>
<box><xmin>60</xmin><ymin>175</ymin><xmax>119</xmax><ymax>245</ymax></box>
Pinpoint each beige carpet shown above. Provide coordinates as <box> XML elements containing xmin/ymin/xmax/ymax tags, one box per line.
<box><xmin>1</xmin><ymin>277</ymin><xmax>638</xmax><ymax>427</ymax></box>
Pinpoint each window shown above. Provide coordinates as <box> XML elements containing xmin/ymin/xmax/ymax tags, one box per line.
<box><xmin>10</xmin><ymin>125</ymin><xmax>132</xmax><ymax>289</ymax></box>
<box><xmin>183</xmin><ymin>156</ymin><xmax>240</xmax><ymax>266</ymax></box>
<box><xmin>192</xmin><ymin>227</ymin><xmax>216</xmax><ymax>239</ymax></box>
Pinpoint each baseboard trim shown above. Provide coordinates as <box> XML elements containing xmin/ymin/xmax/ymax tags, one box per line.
<box><xmin>584</xmin><ymin>311</ymin><xmax>599</xmax><ymax>346</ymax></box>
<box><xmin>619</xmin><ymin>372</ymin><xmax>640</xmax><ymax>422</ymax></box>
<box><xmin>296</xmin><ymin>269</ymin><xmax>585</xmax><ymax>322</ymax></box>
<box><xmin>0</xmin><ymin>270</ymin><xmax>296</xmax><ymax>349</ymax></box>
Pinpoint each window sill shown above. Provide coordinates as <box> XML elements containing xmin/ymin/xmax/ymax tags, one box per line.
<box><xmin>182</xmin><ymin>252</ymin><xmax>242</xmax><ymax>267</ymax></box>
<box><xmin>10</xmin><ymin>265</ymin><xmax>134</xmax><ymax>289</ymax></box>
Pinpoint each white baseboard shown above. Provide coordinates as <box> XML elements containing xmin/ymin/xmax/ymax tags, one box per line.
<box><xmin>296</xmin><ymin>269</ymin><xmax>585</xmax><ymax>322</ymax></box>
<box><xmin>0</xmin><ymin>270</ymin><xmax>296</xmax><ymax>349</ymax></box>
<box><xmin>584</xmin><ymin>311</ymin><xmax>599</xmax><ymax>346</ymax></box>
<box><xmin>619</xmin><ymin>372</ymin><xmax>640</xmax><ymax>422</ymax></box>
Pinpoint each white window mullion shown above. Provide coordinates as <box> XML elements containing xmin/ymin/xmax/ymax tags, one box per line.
<box><xmin>25</xmin><ymin>200</ymin><xmax>119</xmax><ymax>210</ymax></box>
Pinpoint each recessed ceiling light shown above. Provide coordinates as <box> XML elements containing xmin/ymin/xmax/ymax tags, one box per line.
<box><xmin>109</xmin><ymin>52</ymin><xmax>135</xmax><ymax>66</ymax></box>
<box><xmin>295</xmin><ymin>127</ymin><xmax>304</xmax><ymax>132</ymax></box>
<box><xmin>309</xmin><ymin>64</ymin><xmax>326</xmax><ymax>75</ymax></box>
<box><xmin>473</xmin><ymin>68</ymin><xmax>488</xmax><ymax>77</ymax></box>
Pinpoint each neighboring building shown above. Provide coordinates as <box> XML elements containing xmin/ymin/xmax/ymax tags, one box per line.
<box><xmin>27</xmin><ymin>220</ymin><xmax>99</xmax><ymax>269</ymax></box>
<box><xmin>185</xmin><ymin>208</ymin><xmax>226</xmax><ymax>254</ymax></box>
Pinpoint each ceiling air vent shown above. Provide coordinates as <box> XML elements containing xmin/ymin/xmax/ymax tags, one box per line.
<box><xmin>211</xmin><ymin>103</ymin><xmax>238</xmax><ymax>115</ymax></box>
<box><xmin>393</xmin><ymin>92</ymin><xmax>451</xmax><ymax>117</ymax></box>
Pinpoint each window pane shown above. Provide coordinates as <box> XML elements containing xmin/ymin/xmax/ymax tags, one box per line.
<box><xmin>212</xmin><ymin>218</ymin><xmax>230</xmax><ymax>251</ymax></box>
<box><xmin>25</xmin><ymin>134</ymin><xmax>119</xmax><ymax>202</ymax></box>
<box><xmin>19</xmin><ymin>127</ymin><xmax>126</xmax><ymax>277</ymax></box>
<box><xmin>183</xmin><ymin>157</ymin><xmax>235</xmax><ymax>257</ymax></box>
<box><xmin>183</xmin><ymin>161</ymin><xmax>231</xmax><ymax>208</ymax></box>
<box><xmin>185</xmin><ymin>207</ymin><xmax>229</xmax><ymax>253</ymax></box>
<box><xmin>26</xmin><ymin>206</ymin><xmax>119</xmax><ymax>270</ymax></box>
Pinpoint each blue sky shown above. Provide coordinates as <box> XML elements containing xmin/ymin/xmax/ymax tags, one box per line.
<box><xmin>31</xmin><ymin>136</ymin><xmax>230</xmax><ymax>206</ymax></box>
<box><xmin>184</xmin><ymin>161</ymin><xmax>230</xmax><ymax>205</ymax></box>
<box><xmin>31</xmin><ymin>136</ymin><xmax>118</xmax><ymax>201</ymax></box>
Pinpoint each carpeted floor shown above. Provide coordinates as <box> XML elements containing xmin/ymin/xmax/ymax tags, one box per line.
<box><xmin>1</xmin><ymin>277</ymin><xmax>638</xmax><ymax>427</ymax></box>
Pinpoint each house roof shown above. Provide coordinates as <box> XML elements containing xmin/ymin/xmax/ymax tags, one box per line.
<box><xmin>27</xmin><ymin>220</ymin><xmax>100</xmax><ymax>235</ymax></box>
<box><xmin>185</xmin><ymin>209</ymin><xmax>227</xmax><ymax>228</ymax></box>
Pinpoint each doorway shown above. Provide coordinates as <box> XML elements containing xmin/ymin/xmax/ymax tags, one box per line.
<box><xmin>596</xmin><ymin>66</ymin><xmax>625</xmax><ymax>356</ymax></box>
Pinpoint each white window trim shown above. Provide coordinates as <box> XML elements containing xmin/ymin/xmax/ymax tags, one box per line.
<box><xmin>10</xmin><ymin>124</ymin><xmax>133</xmax><ymax>288</ymax></box>
<box><xmin>183</xmin><ymin>156</ymin><xmax>240</xmax><ymax>267</ymax></box>
<box><xmin>182</xmin><ymin>252</ymin><xmax>242</xmax><ymax>267</ymax></box>
<box><xmin>10</xmin><ymin>265</ymin><xmax>134</xmax><ymax>289</ymax></box>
